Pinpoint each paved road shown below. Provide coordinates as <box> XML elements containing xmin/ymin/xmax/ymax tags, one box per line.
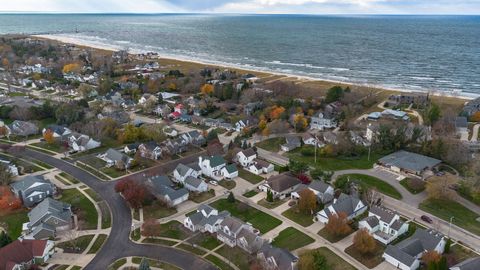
<box><xmin>257</xmin><ymin>148</ymin><xmax>289</xmax><ymax>166</ymax></box>
<box><xmin>9</xmin><ymin>147</ymin><xmax>215</xmax><ymax>270</ymax></box>
<box><xmin>471</xmin><ymin>124</ymin><xmax>480</xmax><ymax>142</ymax></box>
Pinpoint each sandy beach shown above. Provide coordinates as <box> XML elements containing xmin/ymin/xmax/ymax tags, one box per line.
<box><xmin>34</xmin><ymin>34</ymin><xmax>478</xmax><ymax>103</ymax></box>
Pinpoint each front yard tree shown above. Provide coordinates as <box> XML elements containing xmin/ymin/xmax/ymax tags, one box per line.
<box><xmin>325</xmin><ymin>212</ymin><xmax>351</xmax><ymax>237</ymax></box>
<box><xmin>298</xmin><ymin>250</ymin><xmax>328</xmax><ymax>270</ymax></box>
<box><xmin>298</xmin><ymin>189</ymin><xmax>316</xmax><ymax>214</ymax></box>
<box><xmin>227</xmin><ymin>192</ymin><xmax>235</xmax><ymax>203</ymax></box>
<box><xmin>425</xmin><ymin>175</ymin><xmax>457</xmax><ymax>200</ymax></box>
<box><xmin>43</xmin><ymin>129</ymin><xmax>55</xmax><ymax>144</ymax></box>
<box><xmin>266</xmin><ymin>190</ymin><xmax>274</xmax><ymax>202</ymax></box>
<box><xmin>139</xmin><ymin>257</ymin><xmax>151</xmax><ymax>270</ymax></box>
<box><xmin>353</xmin><ymin>229</ymin><xmax>376</xmax><ymax>255</ymax></box>
<box><xmin>141</xmin><ymin>219</ymin><xmax>160</xmax><ymax>239</ymax></box>
<box><xmin>289</xmin><ymin>160</ymin><xmax>308</xmax><ymax>175</ymax></box>
<box><xmin>0</xmin><ymin>164</ymin><xmax>13</xmax><ymax>186</ymax></box>
<box><xmin>115</xmin><ymin>179</ymin><xmax>148</xmax><ymax>209</ymax></box>
<box><xmin>0</xmin><ymin>231</ymin><xmax>12</xmax><ymax>247</ymax></box>
<box><xmin>422</xmin><ymin>250</ymin><xmax>442</xmax><ymax>268</ymax></box>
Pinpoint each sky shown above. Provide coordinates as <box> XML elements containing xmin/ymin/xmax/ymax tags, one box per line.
<box><xmin>0</xmin><ymin>0</ymin><xmax>479</xmax><ymax>15</ymax></box>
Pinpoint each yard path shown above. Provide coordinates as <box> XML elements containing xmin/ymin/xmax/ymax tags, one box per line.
<box><xmin>471</xmin><ymin>124</ymin><xmax>480</xmax><ymax>142</ymax></box>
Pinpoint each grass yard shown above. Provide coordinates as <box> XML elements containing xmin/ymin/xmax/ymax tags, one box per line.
<box><xmin>287</xmin><ymin>147</ymin><xmax>384</xmax><ymax>171</ymax></box>
<box><xmin>142</xmin><ymin>201</ymin><xmax>178</xmax><ymax>219</ymax></box>
<box><xmin>216</xmin><ymin>246</ymin><xmax>253</xmax><ymax>270</ymax></box>
<box><xmin>210</xmin><ymin>199</ymin><xmax>282</xmax><ymax>233</ymax></box>
<box><xmin>255</xmin><ymin>137</ymin><xmax>285</xmax><ymax>152</ymax></box>
<box><xmin>318</xmin><ymin>227</ymin><xmax>354</xmax><ymax>243</ymax></box>
<box><xmin>345</xmin><ymin>241</ymin><xmax>386</xmax><ymax>269</ymax></box>
<box><xmin>238</xmin><ymin>169</ymin><xmax>264</xmax><ymax>184</ymax></box>
<box><xmin>399</xmin><ymin>178</ymin><xmax>426</xmax><ymax>194</ymax></box>
<box><xmin>271</xmin><ymin>227</ymin><xmax>314</xmax><ymax>251</ymax></box>
<box><xmin>87</xmin><ymin>234</ymin><xmax>108</xmax><ymax>254</ymax></box>
<box><xmin>76</xmin><ymin>162</ymin><xmax>110</xmax><ymax>180</ymax></box>
<box><xmin>154</xmin><ymin>220</ymin><xmax>191</xmax><ymax>240</ymax></box>
<box><xmin>142</xmin><ymin>238</ymin><xmax>177</xmax><ymax>246</ymax></box>
<box><xmin>131</xmin><ymin>228</ymin><xmax>141</xmax><ymax>241</ymax></box>
<box><xmin>282</xmin><ymin>206</ymin><xmax>314</xmax><ymax>227</ymax></box>
<box><xmin>107</xmin><ymin>258</ymin><xmax>127</xmax><ymax>270</ymax></box>
<box><xmin>419</xmin><ymin>198</ymin><xmax>480</xmax><ymax>236</ymax></box>
<box><xmin>84</xmin><ymin>188</ymin><xmax>102</xmax><ymax>202</ymax></box>
<box><xmin>98</xmin><ymin>201</ymin><xmax>111</xmax><ymax>229</ymax></box>
<box><xmin>188</xmin><ymin>234</ymin><xmax>222</xmax><ymax>250</ymax></box>
<box><xmin>243</xmin><ymin>190</ymin><xmax>258</xmax><ymax>198</ymax></box>
<box><xmin>304</xmin><ymin>247</ymin><xmax>358</xmax><ymax>270</ymax></box>
<box><xmin>59</xmin><ymin>188</ymin><xmax>98</xmax><ymax>230</ymax></box>
<box><xmin>30</xmin><ymin>142</ymin><xmax>65</xmax><ymax>153</ymax></box>
<box><xmin>177</xmin><ymin>243</ymin><xmax>207</xmax><ymax>256</ymax></box>
<box><xmin>219</xmin><ymin>180</ymin><xmax>236</xmax><ymax>190</ymax></box>
<box><xmin>100</xmin><ymin>166</ymin><xmax>127</xmax><ymax>178</ymax></box>
<box><xmin>131</xmin><ymin>257</ymin><xmax>180</xmax><ymax>270</ymax></box>
<box><xmin>336</xmin><ymin>174</ymin><xmax>402</xmax><ymax>199</ymax></box>
<box><xmin>0</xmin><ymin>210</ymin><xmax>28</xmax><ymax>238</ymax></box>
<box><xmin>447</xmin><ymin>244</ymin><xmax>478</xmax><ymax>265</ymax></box>
<box><xmin>57</xmin><ymin>234</ymin><xmax>95</xmax><ymax>253</ymax></box>
<box><xmin>189</xmin><ymin>189</ymin><xmax>215</xmax><ymax>203</ymax></box>
<box><xmin>258</xmin><ymin>198</ymin><xmax>287</xmax><ymax>209</ymax></box>
<box><xmin>205</xmin><ymin>255</ymin><xmax>236</xmax><ymax>270</ymax></box>
<box><xmin>59</xmin><ymin>172</ymin><xmax>80</xmax><ymax>184</ymax></box>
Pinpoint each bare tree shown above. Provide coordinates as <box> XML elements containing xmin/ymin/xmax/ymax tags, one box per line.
<box><xmin>363</xmin><ymin>188</ymin><xmax>383</xmax><ymax>207</ymax></box>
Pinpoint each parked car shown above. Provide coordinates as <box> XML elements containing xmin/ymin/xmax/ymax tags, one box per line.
<box><xmin>421</xmin><ymin>215</ymin><xmax>433</xmax><ymax>223</ymax></box>
<box><xmin>209</xmin><ymin>180</ymin><xmax>218</xmax><ymax>186</ymax></box>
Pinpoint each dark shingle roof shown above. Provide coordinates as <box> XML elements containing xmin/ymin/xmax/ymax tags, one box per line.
<box><xmin>378</xmin><ymin>150</ymin><xmax>441</xmax><ymax>173</ymax></box>
<box><xmin>451</xmin><ymin>257</ymin><xmax>480</xmax><ymax>270</ymax></box>
<box><xmin>266</xmin><ymin>173</ymin><xmax>301</xmax><ymax>193</ymax></box>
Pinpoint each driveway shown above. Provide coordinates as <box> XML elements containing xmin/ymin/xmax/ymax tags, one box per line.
<box><xmin>471</xmin><ymin>124</ymin><xmax>480</xmax><ymax>142</ymax></box>
<box><xmin>8</xmin><ymin>147</ymin><xmax>215</xmax><ymax>270</ymax></box>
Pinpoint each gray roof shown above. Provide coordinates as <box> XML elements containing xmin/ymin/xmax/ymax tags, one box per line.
<box><xmin>175</xmin><ymin>163</ymin><xmax>192</xmax><ymax>177</ymax></box>
<box><xmin>187</xmin><ymin>162</ymin><xmax>202</xmax><ymax>172</ymax></box>
<box><xmin>363</xmin><ymin>216</ymin><xmax>380</xmax><ymax>228</ymax></box>
<box><xmin>326</xmin><ymin>193</ymin><xmax>363</xmax><ymax>217</ymax></box>
<box><xmin>451</xmin><ymin>257</ymin><xmax>480</xmax><ymax>270</ymax></box>
<box><xmin>258</xmin><ymin>243</ymin><xmax>297</xmax><ymax>269</ymax></box>
<box><xmin>105</xmin><ymin>148</ymin><xmax>131</xmax><ymax>163</ymax></box>
<box><xmin>221</xmin><ymin>216</ymin><xmax>245</xmax><ymax>233</ymax></box>
<box><xmin>148</xmin><ymin>175</ymin><xmax>188</xmax><ymax>201</ymax></box>
<box><xmin>370</xmin><ymin>206</ymin><xmax>397</xmax><ymax>224</ymax></box>
<box><xmin>308</xmin><ymin>181</ymin><xmax>331</xmax><ymax>194</ymax></box>
<box><xmin>455</xmin><ymin>117</ymin><xmax>468</xmax><ymax>129</ymax></box>
<box><xmin>266</xmin><ymin>173</ymin><xmax>301</xmax><ymax>193</ymax></box>
<box><xmin>28</xmin><ymin>198</ymin><xmax>71</xmax><ymax>227</ymax></box>
<box><xmin>391</xmin><ymin>220</ymin><xmax>405</xmax><ymax>231</ymax></box>
<box><xmin>10</xmin><ymin>175</ymin><xmax>50</xmax><ymax>193</ymax></box>
<box><xmin>240</xmin><ymin>148</ymin><xmax>256</xmax><ymax>158</ymax></box>
<box><xmin>378</xmin><ymin>150</ymin><xmax>441</xmax><ymax>173</ymax></box>
<box><xmin>185</xmin><ymin>176</ymin><xmax>204</xmax><ymax>188</ymax></box>
<box><xmin>284</xmin><ymin>136</ymin><xmax>301</xmax><ymax>146</ymax></box>
<box><xmin>198</xmin><ymin>204</ymin><xmax>216</xmax><ymax>216</ymax></box>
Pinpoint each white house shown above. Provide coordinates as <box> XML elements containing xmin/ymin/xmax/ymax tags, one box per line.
<box><xmin>183</xmin><ymin>205</ymin><xmax>230</xmax><ymax>233</ymax></box>
<box><xmin>359</xmin><ymin>206</ymin><xmax>409</xmax><ymax>245</ymax></box>
<box><xmin>198</xmin><ymin>155</ymin><xmax>229</xmax><ymax>180</ymax></box>
<box><xmin>301</xmin><ymin>133</ymin><xmax>322</xmax><ymax>146</ymax></box>
<box><xmin>68</xmin><ymin>134</ymin><xmax>101</xmax><ymax>153</ymax></box>
<box><xmin>310</xmin><ymin>111</ymin><xmax>337</xmax><ymax>130</ymax></box>
<box><xmin>247</xmin><ymin>159</ymin><xmax>274</xmax><ymax>175</ymax></box>
<box><xmin>184</xmin><ymin>176</ymin><xmax>208</xmax><ymax>193</ymax></box>
<box><xmin>216</xmin><ymin>216</ymin><xmax>263</xmax><ymax>254</ymax></box>
<box><xmin>236</xmin><ymin>148</ymin><xmax>257</xmax><ymax>167</ymax></box>
<box><xmin>383</xmin><ymin>229</ymin><xmax>446</xmax><ymax>270</ymax></box>
<box><xmin>258</xmin><ymin>173</ymin><xmax>301</xmax><ymax>200</ymax></box>
<box><xmin>42</xmin><ymin>125</ymin><xmax>71</xmax><ymax>139</ymax></box>
<box><xmin>221</xmin><ymin>164</ymin><xmax>239</xmax><ymax>179</ymax></box>
<box><xmin>291</xmin><ymin>181</ymin><xmax>334</xmax><ymax>204</ymax></box>
<box><xmin>173</xmin><ymin>163</ymin><xmax>201</xmax><ymax>183</ymax></box>
<box><xmin>0</xmin><ymin>159</ymin><xmax>19</xmax><ymax>176</ymax></box>
<box><xmin>315</xmin><ymin>193</ymin><xmax>367</xmax><ymax>224</ymax></box>
<box><xmin>147</xmin><ymin>175</ymin><xmax>189</xmax><ymax>207</ymax></box>
<box><xmin>98</xmin><ymin>148</ymin><xmax>133</xmax><ymax>168</ymax></box>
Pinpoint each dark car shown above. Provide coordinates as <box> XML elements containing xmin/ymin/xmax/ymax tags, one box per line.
<box><xmin>421</xmin><ymin>215</ymin><xmax>433</xmax><ymax>223</ymax></box>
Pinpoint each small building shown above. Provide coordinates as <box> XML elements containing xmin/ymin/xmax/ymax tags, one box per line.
<box><xmin>24</xmin><ymin>198</ymin><xmax>73</xmax><ymax>240</ymax></box>
<box><xmin>280</xmin><ymin>136</ymin><xmax>301</xmax><ymax>152</ymax></box>
<box><xmin>216</xmin><ymin>216</ymin><xmax>263</xmax><ymax>254</ymax></box>
<box><xmin>68</xmin><ymin>134</ymin><xmax>101</xmax><ymax>153</ymax></box>
<box><xmin>184</xmin><ymin>176</ymin><xmax>208</xmax><ymax>193</ymax></box>
<box><xmin>302</xmin><ymin>133</ymin><xmax>322</xmax><ymax>147</ymax></box>
<box><xmin>222</xmin><ymin>164</ymin><xmax>239</xmax><ymax>179</ymax></box>
<box><xmin>258</xmin><ymin>173</ymin><xmax>301</xmax><ymax>200</ymax></box>
<box><xmin>461</xmin><ymin>97</ymin><xmax>480</xmax><ymax>117</ymax></box>
<box><xmin>310</xmin><ymin>111</ymin><xmax>337</xmax><ymax>130</ymax></box>
<box><xmin>42</xmin><ymin>125</ymin><xmax>72</xmax><ymax>139</ymax></box>
<box><xmin>183</xmin><ymin>205</ymin><xmax>230</xmax><ymax>233</ymax></box>
<box><xmin>147</xmin><ymin>175</ymin><xmax>189</xmax><ymax>207</ymax></box>
<box><xmin>315</xmin><ymin>193</ymin><xmax>367</xmax><ymax>224</ymax></box>
<box><xmin>173</xmin><ymin>163</ymin><xmax>201</xmax><ymax>183</ymax></box>
<box><xmin>199</xmin><ymin>155</ymin><xmax>227</xmax><ymax>180</ymax></box>
<box><xmin>383</xmin><ymin>229</ymin><xmax>446</xmax><ymax>270</ymax></box>
<box><xmin>7</xmin><ymin>120</ymin><xmax>38</xmax><ymax>137</ymax></box>
<box><xmin>377</xmin><ymin>150</ymin><xmax>441</xmax><ymax>178</ymax></box>
<box><xmin>0</xmin><ymin>159</ymin><xmax>19</xmax><ymax>176</ymax></box>
<box><xmin>10</xmin><ymin>176</ymin><xmax>55</xmax><ymax>207</ymax></box>
<box><xmin>359</xmin><ymin>206</ymin><xmax>409</xmax><ymax>245</ymax></box>
<box><xmin>381</xmin><ymin>109</ymin><xmax>410</xmax><ymax>121</ymax></box>
<box><xmin>0</xmin><ymin>239</ymin><xmax>55</xmax><ymax>270</ymax></box>
<box><xmin>291</xmin><ymin>181</ymin><xmax>334</xmax><ymax>204</ymax></box>
<box><xmin>124</xmin><ymin>143</ymin><xmax>140</xmax><ymax>154</ymax></box>
<box><xmin>98</xmin><ymin>148</ymin><xmax>133</xmax><ymax>169</ymax></box>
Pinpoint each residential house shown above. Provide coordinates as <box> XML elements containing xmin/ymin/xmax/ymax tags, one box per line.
<box><xmin>199</xmin><ymin>155</ymin><xmax>227</xmax><ymax>180</ymax></box>
<box><xmin>280</xmin><ymin>136</ymin><xmax>301</xmax><ymax>152</ymax></box>
<box><xmin>236</xmin><ymin>148</ymin><xmax>257</xmax><ymax>167</ymax></box>
<box><xmin>68</xmin><ymin>134</ymin><xmax>101</xmax><ymax>152</ymax></box>
<box><xmin>42</xmin><ymin>125</ymin><xmax>71</xmax><ymax>139</ymax></box>
<box><xmin>221</xmin><ymin>164</ymin><xmax>239</xmax><ymax>179</ymax></box>
<box><xmin>138</xmin><ymin>141</ymin><xmax>163</xmax><ymax>160</ymax></box>
<box><xmin>173</xmin><ymin>163</ymin><xmax>201</xmax><ymax>183</ymax></box>
<box><xmin>184</xmin><ymin>176</ymin><xmax>208</xmax><ymax>193</ymax></box>
<box><xmin>244</xmin><ymin>102</ymin><xmax>263</xmax><ymax>116</ymax></box>
<box><xmin>257</xmin><ymin>243</ymin><xmax>298</xmax><ymax>270</ymax></box>
<box><xmin>381</xmin><ymin>109</ymin><xmax>410</xmax><ymax>121</ymax></box>
<box><xmin>98</xmin><ymin>148</ymin><xmax>133</xmax><ymax>168</ymax></box>
<box><xmin>450</xmin><ymin>257</ymin><xmax>480</xmax><ymax>270</ymax></box>
<box><xmin>368</xmin><ymin>112</ymin><xmax>382</xmax><ymax>121</ymax></box>
<box><xmin>7</xmin><ymin>120</ymin><xmax>38</xmax><ymax>137</ymax></box>
<box><xmin>0</xmin><ymin>159</ymin><xmax>19</xmax><ymax>176</ymax></box>
<box><xmin>247</xmin><ymin>159</ymin><xmax>274</xmax><ymax>175</ymax></box>
<box><xmin>138</xmin><ymin>93</ymin><xmax>158</xmax><ymax>105</ymax></box>
<box><xmin>182</xmin><ymin>130</ymin><xmax>206</xmax><ymax>146</ymax></box>
<box><xmin>23</xmin><ymin>198</ymin><xmax>73</xmax><ymax>240</ymax></box>
<box><xmin>10</xmin><ymin>176</ymin><xmax>55</xmax><ymax>207</ymax></box>
<box><xmin>217</xmin><ymin>216</ymin><xmax>263</xmax><ymax>254</ymax></box>
<box><xmin>462</xmin><ymin>97</ymin><xmax>480</xmax><ymax>117</ymax></box>
<box><xmin>163</xmin><ymin>137</ymin><xmax>188</xmax><ymax>155</ymax></box>
<box><xmin>387</xmin><ymin>93</ymin><xmax>429</xmax><ymax>107</ymax></box>
<box><xmin>383</xmin><ymin>229</ymin><xmax>446</xmax><ymax>270</ymax></box>
<box><xmin>154</xmin><ymin>104</ymin><xmax>171</xmax><ymax>118</ymax></box>
<box><xmin>315</xmin><ymin>193</ymin><xmax>367</xmax><ymax>224</ymax></box>
<box><xmin>359</xmin><ymin>206</ymin><xmax>409</xmax><ymax>245</ymax></box>
<box><xmin>0</xmin><ymin>239</ymin><xmax>55</xmax><ymax>270</ymax></box>
<box><xmin>258</xmin><ymin>173</ymin><xmax>301</xmax><ymax>199</ymax></box>
<box><xmin>124</xmin><ymin>143</ymin><xmax>140</xmax><ymax>154</ymax></box>
<box><xmin>323</xmin><ymin>131</ymin><xmax>338</xmax><ymax>145</ymax></box>
<box><xmin>147</xmin><ymin>175</ymin><xmax>189</xmax><ymax>207</ymax></box>
<box><xmin>184</xmin><ymin>205</ymin><xmax>230</xmax><ymax>233</ymax></box>
<box><xmin>310</xmin><ymin>111</ymin><xmax>337</xmax><ymax>130</ymax></box>
<box><xmin>455</xmin><ymin>116</ymin><xmax>468</xmax><ymax>136</ymax></box>
<box><xmin>291</xmin><ymin>181</ymin><xmax>334</xmax><ymax>204</ymax></box>
<box><xmin>163</xmin><ymin>126</ymin><xmax>178</xmax><ymax>137</ymax></box>
<box><xmin>377</xmin><ymin>150</ymin><xmax>441</xmax><ymax>178</ymax></box>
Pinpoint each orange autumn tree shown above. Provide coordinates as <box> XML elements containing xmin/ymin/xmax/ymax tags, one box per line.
<box><xmin>43</xmin><ymin>129</ymin><xmax>55</xmax><ymax>144</ymax></box>
<box><xmin>200</xmin><ymin>84</ymin><xmax>214</xmax><ymax>95</ymax></box>
<box><xmin>353</xmin><ymin>229</ymin><xmax>376</xmax><ymax>255</ymax></box>
<box><xmin>293</xmin><ymin>114</ymin><xmax>308</xmax><ymax>131</ymax></box>
<box><xmin>268</xmin><ymin>105</ymin><xmax>285</xmax><ymax>120</ymax></box>
<box><xmin>471</xmin><ymin>112</ymin><xmax>480</xmax><ymax>122</ymax></box>
<box><xmin>325</xmin><ymin>212</ymin><xmax>352</xmax><ymax>237</ymax></box>
<box><xmin>62</xmin><ymin>63</ymin><xmax>81</xmax><ymax>74</ymax></box>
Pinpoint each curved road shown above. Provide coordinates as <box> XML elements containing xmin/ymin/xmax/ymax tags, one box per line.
<box><xmin>10</xmin><ymin>147</ymin><xmax>215</xmax><ymax>270</ymax></box>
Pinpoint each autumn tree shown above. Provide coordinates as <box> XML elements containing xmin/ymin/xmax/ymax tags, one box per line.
<box><xmin>0</xmin><ymin>164</ymin><xmax>13</xmax><ymax>186</ymax></box>
<box><xmin>114</xmin><ymin>179</ymin><xmax>148</xmax><ymax>209</ymax></box>
<box><xmin>298</xmin><ymin>249</ymin><xmax>328</xmax><ymax>270</ymax></box>
<box><xmin>293</xmin><ymin>114</ymin><xmax>308</xmax><ymax>132</ymax></box>
<box><xmin>268</xmin><ymin>106</ymin><xmax>286</xmax><ymax>120</ymax></box>
<box><xmin>0</xmin><ymin>126</ymin><xmax>9</xmax><ymax>138</ymax></box>
<box><xmin>200</xmin><ymin>84</ymin><xmax>214</xmax><ymax>95</ymax></box>
<box><xmin>422</xmin><ymin>250</ymin><xmax>442</xmax><ymax>266</ymax></box>
<box><xmin>258</xmin><ymin>119</ymin><xmax>267</xmax><ymax>130</ymax></box>
<box><xmin>425</xmin><ymin>174</ymin><xmax>458</xmax><ymax>200</ymax></box>
<box><xmin>298</xmin><ymin>189</ymin><xmax>316</xmax><ymax>214</ymax></box>
<box><xmin>43</xmin><ymin>129</ymin><xmax>55</xmax><ymax>144</ymax></box>
<box><xmin>0</xmin><ymin>231</ymin><xmax>12</xmax><ymax>248</ymax></box>
<box><xmin>470</xmin><ymin>112</ymin><xmax>480</xmax><ymax>122</ymax></box>
<box><xmin>325</xmin><ymin>212</ymin><xmax>352</xmax><ymax>237</ymax></box>
<box><xmin>141</xmin><ymin>218</ymin><xmax>160</xmax><ymax>238</ymax></box>
<box><xmin>353</xmin><ymin>229</ymin><xmax>376</xmax><ymax>255</ymax></box>
<box><xmin>62</xmin><ymin>63</ymin><xmax>81</xmax><ymax>74</ymax></box>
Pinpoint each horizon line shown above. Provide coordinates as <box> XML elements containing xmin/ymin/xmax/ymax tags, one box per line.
<box><xmin>0</xmin><ymin>12</ymin><xmax>479</xmax><ymax>16</ymax></box>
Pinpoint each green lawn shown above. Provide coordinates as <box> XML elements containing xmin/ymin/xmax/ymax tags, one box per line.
<box><xmin>336</xmin><ymin>174</ymin><xmax>402</xmax><ymax>199</ymax></box>
<box><xmin>258</xmin><ymin>198</ymin><xmax>287</xmax><ymax>209</ymax></box>
<box><xmin>100</xmin><ymin>166</ymin><xmax>127</xmax><ymax>178</ymax></box>
<box><xmin>399</xmin><ymin>178</ymin><xmax>426</xmax><ymax>194</ymax></box>
<box><xmin>60</xmin><ymin>188</ymin><xmax>98</xmax><ymax>230</ymax></box>
<box><xmin>142</xmin><ymin>238</ymin><xmax>177</xmax><ymax>246</ymax></box>
<box><xmin>318</xmin><ymin>227</ymin><xmax>353</xmax><ymax>243</ymax></box>
<box><xmin>59</xmin><ymin>172</ymin><xmax>80</xmax><ymax>184</ymax></box>
<box><xmin>216</xmin><ymin>246</ymin><xmax>253</xmax><ymax>270</ymax></box>
<box><xmin>76</xmin><ymin>162</ymin><xmax>110</xmax><ymax>180</ymax></box>
<box><xmin>131</xmin><ymin>228</ymin><xmax>141</xmax><ymax>241</ymax></box>
<box><xmin>255</xmin><ymin>137</ymin><xmax>285</xmax><ymax>152</ymax></box>
<box><xmin>142</xmin><ymin>201</ymin><xmax>178</xmax><ymax>219</ymax></box>
<box><xmin>287</xmin><ymin>147</ymin><xmax>384</xmax><ymax>171</ymax></box>
<box><xmin>57</xmin><ymin>235</ymin><xmax>95</xmax><ymax>253</ymax></box>
<box><xmin>304</xmin><ymin>247</ymin><xmax>358</xmax><ymax>270</ymax></box>
<box><xmin>243</xmin><ymin>190</ymin><xmax>258</xmax><ymax>198</ymax></box>
<box><xmin>188</xmin><ymin>234</ymin><xmax>222</xmax><ymax>250</ymax></box>
<box><xmin>99</xmin><ymin>201</ymin><xmax>111</xmax><ymax>229</ymax></box>
<box><xmin>419</xmin><ymin>198</ymin><xmax>480</xmax><ymax>236</ymax></box>
<box><xmin>131</xmin><ymin>257</ymin><xmax>180</xmax><ymax>270</ymax></box>
<box><xmin>177</xmin><ymin>243</ymin><xmax>207</xmax><ymax>256</ymax></box>
<box><xmin>271</xmin><ymin>227</ymin><xmax>314</xmax><ymax>251</ymax></box>
<box><xmin>345</xmin><ymin>241</ymin><xmax>386</xmax><ymax>269</ymax></box>
<box><xmin>87</xmin><ymin>234</ymin><xmax>108</xmax><ymax>254</ymax></box>
<box><xmin>84</xmin><ymin>189</ymin><xmax>102</xmax><ymax>202</ymax></box>
<box><xmin>0</xmin><ymin>210</ymin><xmax>28</xmax><ymax>238</ymax></box>
<box><xmin>153</xmin><ymin>220</ymin><xmax>191</xmax><ymax>240</ymax></box>
<box><xmin>210</xmin><ymin>199</ymin><xmax>282</xmax><ymax>233</ymax></box>
<box><xmin>238</xmin><ymin>169</ymin><xmax>264</xmax><ymax>184</ymax></box>
<box><xmin>30</xmin><ymin>141</ymin><xmax>65</xmax><ymax>153</ymax></box>
<box><xmin>205</xmin><ymin>255</ymin><xmax>235</xmax><ymax>270</ymax></box>
<box><xmin>108</xmin><ymin>258</ymin><xmax>127</xmax><ymax>270</ymax></box>
<box><xmin>282</xmin><ymin>207</ymin><xmax>314</xmax><ymax>227</ymax></box>
<box><xmin>189</xmin><ymin>189</ymin><xmax>215</xmax><ymax>203</ymax></box>
<box><xmin>219</xmin><ymin>180</ymin><xmax>236</xmax><ymax>190</ymax></box>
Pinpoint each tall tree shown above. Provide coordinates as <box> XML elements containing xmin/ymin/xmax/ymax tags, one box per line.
<box><xmin>353</xmin><ymin>229</ymin><xmax>376</xmax><ymax>255</ymax></box>
<box><xmin>141</xmin><ymin>219</ymin><xmax>160</xmax><ymax>239</ymax></box>
<box><xmin>0</xmin><ymin>231</ymin><xmax>12</xmax><ymax>247</ymax></box>
<box><xmin>138</xmin><ymin>258</ymin><xmax>151</xmax><ymax>270</ymax></box>
<box><xmin>0</xmin><ymin>164</ymin><xmax>13</xmax><ymax>186</ymax></box>
<box><xmin>325</xmin><ymin>212</ymin><xmax>351</xmax><ymax>237</ymax></box>
<box><xmin>298</xmin><ymin>189</ymin><xmax>317</xmax><ymax>214</ymax></box>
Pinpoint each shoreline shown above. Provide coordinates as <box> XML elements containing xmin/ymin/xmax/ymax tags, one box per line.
<box><xmin>33</xmin><ymin>34</ymin><xmax>478</xmax><ymax>101</ymax></box>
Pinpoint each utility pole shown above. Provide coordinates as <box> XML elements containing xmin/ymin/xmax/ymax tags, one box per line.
<box><xmin>448</xmin><ymin>216</ymin><xmax>454</xmax><ymax>238</ymax></box>
<box><xmin>368</xmin><ymin>145</ymin><xmax>371</xmax><ymax>162</ymax></box>
<box><xmin>314</xmin><ymin>134</ymin><xmax>318</xmax><ymax>164</ymax></box>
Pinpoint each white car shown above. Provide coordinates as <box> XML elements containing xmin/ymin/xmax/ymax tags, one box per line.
<box><xmin>209</xmin><ymin>180</ymin><xmax>218</xmax><ymax>186</ymax></box>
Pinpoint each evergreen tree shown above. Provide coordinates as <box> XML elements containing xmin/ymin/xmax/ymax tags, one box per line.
<box><xmin>444</xmin><ymin>238</ymin><xmax>451</xmax><ymax>253</ymax></box>
<box><xmin>138</xmin><ymin>257</ymin><xmax>151</xmax><ymax>270</ymax></box>
<box><xmin>266</xmin><ymin>190</ymin><xmax>274</xmax><ymax>202</ymax></box>
<box><xmin>0</xmin><ymin>231</ymin><xmax>12</xmax><ymax>248</ymax></box>
<box><xmin>438</xmin><ymin>256</ymin><xmax>448</xmax><ymax>270</ymax></box>
<box><xmin>227</xmin><ymin>192</ymin><xmax>235</xmax><ymax>203</ymax></box>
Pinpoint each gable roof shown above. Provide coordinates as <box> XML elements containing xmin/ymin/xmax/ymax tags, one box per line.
<box><xmin>308</xmin><ymin>181</ymin><xmax>331</xmax><ymax>193</ymax></box>
<box><xmin>369</xmin><ymin>205</ymin><xmax>397</xmax><ymax>224</ymax></box>
<box><xmin>0</xmin><ymin>239</ymin><xmax>49</xmax><ymax>270</ymax></box>
<box><xmin>224</xmin><ymin>164</ymin><xmax>238</xmax><ymax>174</ymax></box>
<box><xmin>221</xmin><ymin>216</ymin><xmax>245</xmax><ymax>233</ymax></box>
<box><xmin>10</xmin><ymin>175</ymin><xmax>51</xmax><ymax>193</ymax></box>
<box><xmin>258</xmin><ymin>243</ymin><xmax>297</xmax><ymax>270</ymax></box>
<box><xmin>378</xmin><ymin>150</ymin><xmax>441</xmax><ymax>173</ymax></box>
<box><xmin>266</xmin><ymin>173</ymin><xmax>301</xmax><ymax>193</ymax></box>
<box><xmin>451</xmin><ymin>257</ymin><xmax>480</xmax><ymax>270</ymax></box>
<box><xmin>325</xmin><ymin>193</ymin><xmax>363</xmax><ymax>217</ymax></box>
<box><xmin>240</xmin><ymin>148</ymin><xmax>256</xmax><ymax>158</ymax></box>
<box><xmin>28</xmin><ymin>198</ymin><xmax>71</xmax><ymax>227</ymax></box>
<box><xmin>174</xmin><ymin>163</ymin><xmax>192</xmax><ymax>177</ymax></box>
<box><xmin>185</xmin><ymin>176</ymin><xmax>204</xmax><ymax>188</ymax></box>
<box><xmin>105</xmin><ymin>148</ymin><xmax>131</xmax><ymax>163</ymax></box>
<box><xmin>206</xmin><ymin>155</ymin><xmax>226</xmax><ymax>167</ymax></box>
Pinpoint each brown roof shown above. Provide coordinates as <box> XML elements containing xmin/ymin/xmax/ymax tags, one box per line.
<box><xmin>241</xmin><ymin>148</ymin><xmax>257</xmax><ymax>158</ymax></box>
<box><xmin>0</xmin><ymin>239</ymin><xmax>48</xmax><ymax>270</ymax></box>
<box><xmin>267</xmin><ymin>173</ymin><xmax>301</xmax><ymax>193</ymax></box>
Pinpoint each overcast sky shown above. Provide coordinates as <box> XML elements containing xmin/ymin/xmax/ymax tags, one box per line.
<box><xmin>1</xmin><ymin>0</ymin><xmax>479</xmax><ymax>14</ymax></box>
